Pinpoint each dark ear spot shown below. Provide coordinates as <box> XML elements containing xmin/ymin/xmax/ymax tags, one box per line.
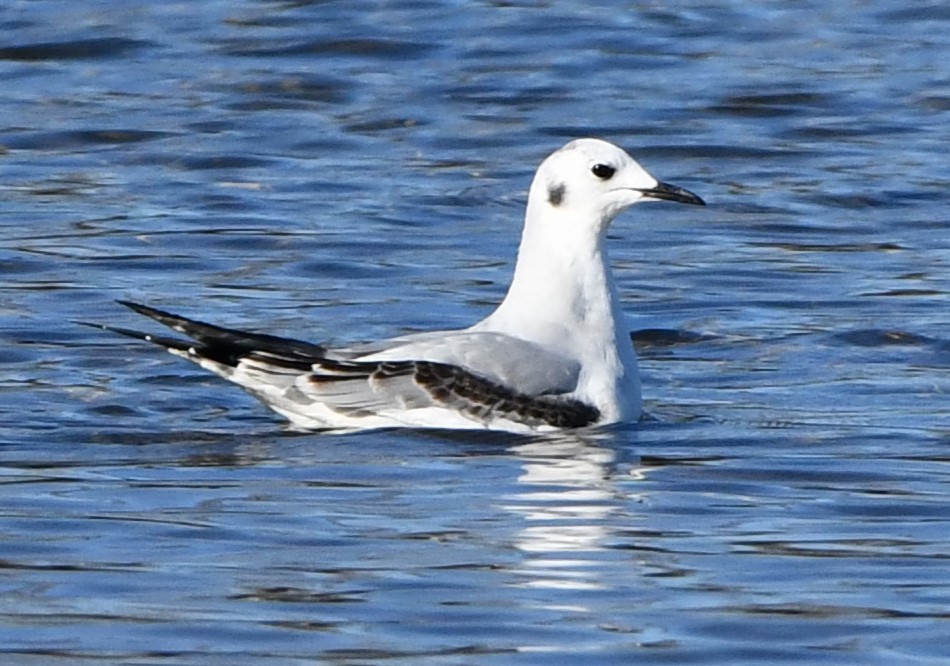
<box><xmin>547</xmin><ymin>182</ymin><xmax>566</xmax><ymax>207</ymax></box>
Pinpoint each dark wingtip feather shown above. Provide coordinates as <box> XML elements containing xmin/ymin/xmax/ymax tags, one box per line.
<box><xmin>116</xmin><ymin>300</ymin><xmax>195</xmax><ymax>334</ymax></box>
<box><xmin>75</xmin><ymin>319</ymin><xmax>193</xmax><ymax>354</ymax></box>
<box><xmin>117</xmin><ymin>300</ymin><xmax>328</xmax><ymax>359</ymax></box>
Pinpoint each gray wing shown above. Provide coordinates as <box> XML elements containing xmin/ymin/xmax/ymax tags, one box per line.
<box><xmin>350</xmin><ymin>330</ymin><xmax>582</xmax><ymax>396</ymax></box>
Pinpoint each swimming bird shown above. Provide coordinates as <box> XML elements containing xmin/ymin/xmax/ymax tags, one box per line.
<box><xmin>91</xmin><ymin>139</ymin><xmax>704</xmax><ymax>433</ymax></box>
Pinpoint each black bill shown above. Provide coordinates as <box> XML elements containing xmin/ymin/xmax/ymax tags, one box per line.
<box><xmin>637</xmin><ymin>181</ymin><xmax>705</xmax><ymax>206</ymax></box>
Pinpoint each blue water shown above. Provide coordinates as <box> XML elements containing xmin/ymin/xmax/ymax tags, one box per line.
<box><xmin>1</xmin><ymin>1</ymin><xmax>948</xmax><ymax>664</ymax></box>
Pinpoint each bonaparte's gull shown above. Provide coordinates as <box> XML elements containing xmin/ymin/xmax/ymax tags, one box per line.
<box><xmin>90</xmin><ymin>139</ymin><xmax>704</xmax><ymax>433</ymax></box>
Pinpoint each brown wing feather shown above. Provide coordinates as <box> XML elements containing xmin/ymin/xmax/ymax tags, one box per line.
<box><xmin>308</xmin><ymin>359</ymin><xmax>599</xmax><ymax>428</ymax></box>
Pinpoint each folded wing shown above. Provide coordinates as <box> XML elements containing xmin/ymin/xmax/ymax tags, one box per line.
<box><xmin>297</xmin><ymin>358</ymin><xmax>598</xmax><ymax>428</ymax></box>
<box><xmin>92</xmin><ymin>301</ymin><xmax>599</xmax><ymax>430</ymax></box>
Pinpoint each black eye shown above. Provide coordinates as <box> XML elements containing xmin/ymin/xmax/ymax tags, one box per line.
<box><xmin>591</xmin><ymin>163</ymin><xmax>615</xmax><ymax>180</ymax></box>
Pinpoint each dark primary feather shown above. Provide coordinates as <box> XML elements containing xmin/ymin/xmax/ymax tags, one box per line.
<box><xmin>116</xmin><ymin>300</ymin><xmax>326</xmax><ymax>365</ymax></box>
<box><xmin>78</xmin><ymin>321</ymin><xmax>194</xmax><ymax>355</ymax></box>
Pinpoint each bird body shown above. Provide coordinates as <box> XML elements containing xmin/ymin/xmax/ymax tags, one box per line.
<box><xmin>92</xmin><ymin>139</ymin><xmax>704</xmax><ymax>433</ymax></box>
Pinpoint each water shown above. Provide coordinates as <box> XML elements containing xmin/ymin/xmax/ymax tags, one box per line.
<box><xmin>1</xmin><ymin>1</ymin><xmax>948</xmax><ymax>663</ymax></box>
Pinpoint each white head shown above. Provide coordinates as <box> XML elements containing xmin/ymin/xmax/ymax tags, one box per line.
<box><xmin>527</xmin><ymin>138</ymin><xmax>704</xmax><ymax>236</ymax></box>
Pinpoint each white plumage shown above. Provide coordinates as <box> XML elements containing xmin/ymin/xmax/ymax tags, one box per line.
<box><xmin>92</xmin><ymin>139</ymin><xmax>704</xmax><ymax>433</ymax></box>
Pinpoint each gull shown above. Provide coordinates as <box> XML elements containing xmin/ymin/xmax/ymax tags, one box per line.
<box><xmin>90</xmin><ymin>139</ymin><xmax>704</xmax><ymax>433</ymax></box>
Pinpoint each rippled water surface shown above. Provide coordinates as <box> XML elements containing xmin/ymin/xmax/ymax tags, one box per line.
<box><xmin>2</xmin><ymin>1</ymin><xmax>948</xmax><ymax>664</ymax></box>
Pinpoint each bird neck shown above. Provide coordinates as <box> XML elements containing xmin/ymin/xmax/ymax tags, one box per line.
<box><xmin>483</xmin><ymin>205</ymin><xmax>634</xmax><ymax>369</ymax></box>
<box><xmin>475</xmin><ymin>202</ymin><xmax>643</xmax><ymax>422</ymax></box>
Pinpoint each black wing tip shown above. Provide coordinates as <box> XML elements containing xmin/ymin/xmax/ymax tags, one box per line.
<box><xmin>74</xmin><ymin>319</ymin><xmax>107</xmax><ymax>331</ymax></box>
<box><xmin>116</xmin><ymin>299</ymin><xmax>176</xmax><ymax>322</ymax></box>
<box><xmin>74</xmin><ymin>318</ymin><xmax>193</xmax><ymax>353</ymax></box>
<box><xmin>115</xmin><ymin>300</ymin><xmax>327</xmax><ymax>357</ymax></box>
<box><xmin>116</xmin><ymin>298</ymin><xmax>145</xmax><ymax>311</ymax></box>
<box><xmin>74</xmin><ymin>319</ymin><xmax>144</xmax><ymax>340</ymax></box>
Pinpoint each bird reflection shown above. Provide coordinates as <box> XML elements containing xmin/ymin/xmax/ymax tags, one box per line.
<box><xmin>503</xmin><ymin>431</ymin><xmax>651</xmax><ymax>592</ymax></box>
